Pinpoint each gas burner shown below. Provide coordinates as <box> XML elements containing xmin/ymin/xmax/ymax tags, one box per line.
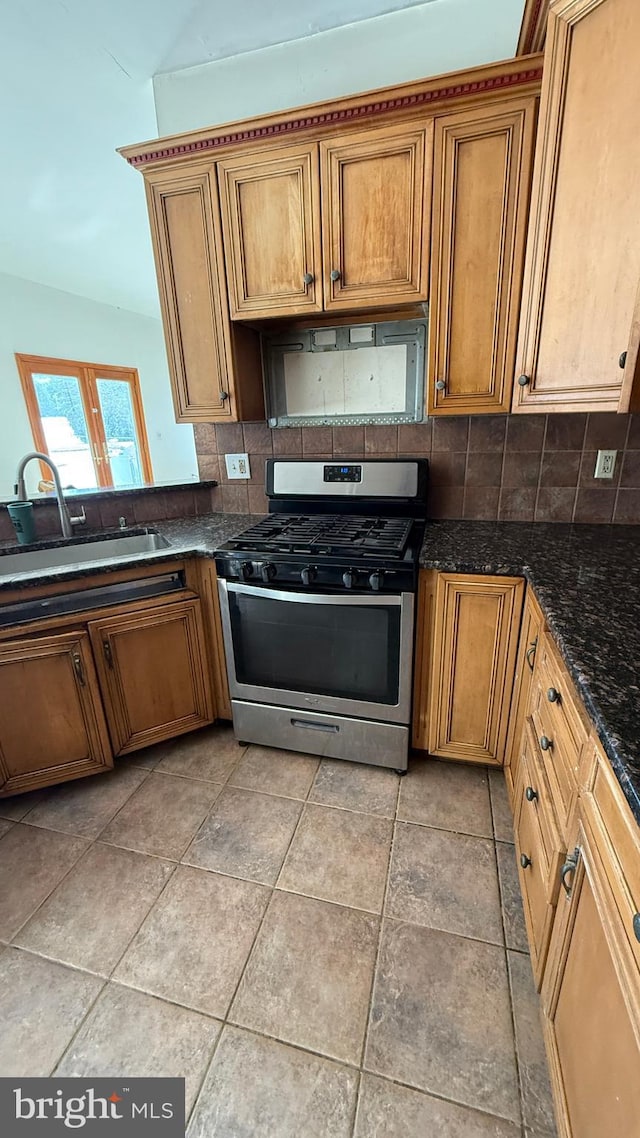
<box><xmin>226</xmin><ymin>513</ymin><xmax>414</xmax><ymax>560</ymax></box>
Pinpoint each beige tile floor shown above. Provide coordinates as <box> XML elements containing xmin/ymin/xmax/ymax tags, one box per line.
<box><xmin>0</xmin><ymin>724</ymin><xmax>557</xmax><ymax>1138</ymax></box>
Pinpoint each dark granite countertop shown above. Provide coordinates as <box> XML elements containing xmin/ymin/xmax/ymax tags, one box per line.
<box><xmin>419</xmin><ymin>520</ymin><xmax>640</xmax><ymax>825</ymax></box>
<box><xmin>1</xmin><ymin>512</ymin><xmax>638</xmax><ymax>826</ymax></box>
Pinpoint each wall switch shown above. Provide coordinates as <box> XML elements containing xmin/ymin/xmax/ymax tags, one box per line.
<box><xmin>225</xmin><ymin>453</ymin><xmax>251</xmax><ymax>479</ymax></box>
<box><xmin>594</xmin><ymin>450</ymin><xmax>617</xmax><ymax>479</ymax></box>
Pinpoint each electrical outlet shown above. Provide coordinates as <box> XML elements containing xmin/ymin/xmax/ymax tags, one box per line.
<box><xmin>225</xmin><ymin>453</ymin><xmax>251</xmax><ymax>479</ymax></box>
<box><xmin>594</xmin><ymin>450</ymin><xmax>617</xmax><ymax>479</ymax></box>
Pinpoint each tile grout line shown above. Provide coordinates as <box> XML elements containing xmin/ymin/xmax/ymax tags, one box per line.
<box><xmin>613</xmin><ymin>411</ymin><xmax>632</xmax><ymax>522</ymax></box>
<box><xmin>488</xmin><ymin>766</ymin><xmax>528</xmax><ymax>1137</ymax></box>
<box><xmin>356</xmin><ymin>772</ymin><xmax>402</xmax><ymax>1073</ymax></box>
<box><xmin>185</xmin><ymin>759</ymin><xmax>325</xmax><ymax>1128</ymax></box>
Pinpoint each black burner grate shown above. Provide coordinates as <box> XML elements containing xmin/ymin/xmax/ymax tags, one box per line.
<box><xmin>229</xmin><ymin>514</ymin><xmax>414</xmax><ymax>559</ymax></box>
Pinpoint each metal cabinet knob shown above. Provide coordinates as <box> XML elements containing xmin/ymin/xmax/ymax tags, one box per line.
<box><xmin>633</xmin><ymin>913</ymin><xmax>640</xmax><ymax>943</ymax></box>
<box><xmin>303</xmin><ymin>272</ymin><xmax>314</xmax><ymax>286</ymax></box>
<box><xmin>525</xmin><ymin>786</ymin><xmax>538</xmax><ymax>802</ymax></box>
<box><xmin>330</xmin><ymin>269</ymin><xmax>341</xmax><ymax>282</ymax></box>
<box><xmin>517</xmin><ymin>374</ymin><xmax>530</xmax><ymax>386</ymax></box>
<box><xmin>219</xmin><ymin>390</ymin><xmax>229</xmax><ymax>402</ymax></box>
<box><xmin>435</xmin><ymin>380</ymin><xmax>446</xmax><ymax>392</ymax></box>
<box><xmin>520</xmin><ymin>854</ymin><xmax>532</xmax><ymax>869</ymax></box>
<box><xmin>540</xmin><ymin>735</ymin><xmax>552</xmax><ymax>751</ymax></box>
<box><xmin>619</xmin><ymin>350</ymin><xmax>627</xmax><ymax>369</ymax></box>
<box><xmin>547</xmin><ymin>687</ymin><xmax>560</xmax><ymax>703</ymax></box>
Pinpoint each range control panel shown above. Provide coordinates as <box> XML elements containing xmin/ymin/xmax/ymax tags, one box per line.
<box><xmin>323</xmin><ymin>464</ymin><xmax>362</xmax><ymax>483</ymax></box>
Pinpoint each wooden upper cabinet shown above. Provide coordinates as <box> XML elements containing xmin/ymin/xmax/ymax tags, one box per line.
<box><xmin>428</xmin><ymin>99</ymin><xmax>536</xmax><ymax>415</ymax></box>
<box><xmin>0</xmin><ymin>630</ymin><xmax>112</xmax><ymax>796</ymax></box>
<box><xmin>514</xmin><ymin>0</ymin><xmax>640</xmax><ymax>413</ymax></box>
<box><xmin>89</xmin><ymin>600</ymin><xmax>214</xmax><ymax>756</ymax></box>
<box><xmin>320</xmin><ymin>122</ymin><xmax>431</xmax><ymax>311</ymax></box>
<box><xmin>145</xmin><ymin>162</ymin><xmax>263</xmax><ymax>423</ymax></box>
<box><xmin>428</xmin><ymin>573</ymin><xmax>525</xmax><ymax>765</ymax></box>
<box><xmin>541</xmin><ymin>814</ymin><xmax>640</xmax><ymax>1138</ymax></box>
<box><xmin>217</xmin><ymin>144</ymin><xmax>322</xmax><ymax>319</ymax></box>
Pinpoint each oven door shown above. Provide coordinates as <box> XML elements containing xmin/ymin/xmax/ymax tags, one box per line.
<box><xmin>218</xmin><ymin>580</ymin><xmax>414</xmax><ymax>724</ymax></box>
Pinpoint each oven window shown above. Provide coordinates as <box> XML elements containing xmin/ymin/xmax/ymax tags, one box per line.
<box><xmin>229</xmin><ymin>591</ymin><xmax>401</xmax><ymax>705</ymax></box>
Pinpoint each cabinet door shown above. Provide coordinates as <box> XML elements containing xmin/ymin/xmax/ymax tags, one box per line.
<box><xmin>428</xmin><ymin>574</ymin><xmax>524</xmax><ymax>765</ymax></box>
<box><xmin>320</xmin><ymin>122</ymin><xmax>431</xmax><ymax>311</ymax></box>
<box><xmin>217</xmin><ymin>144</ymin><xmax>322</xmax><ymax>319</ymax></box>
<box><xmin>0</xmin><ymin>631</ymin><xmax>112</xmax><ymax>796</ymax></box>
<box><xmin>514</xmin><ymin>0</ymin><xmax>640</xmax><ymax>413</ymax></box>
<box><xmin>428</xmin><ymin>100</ymin><xmax>536</xmax><ymax>415</ymax></box>
<box><xmin>89</xmin><ymin>600</ymin><xmax>214</xmax><ymax>755</ymax></box>
<box><xmin>504</xmin><ymin>586</ymin><xmax>545</xmax><ymax>802</ymax></box>
<box><xmin>145</xmin><ymin>163</ymin><xmax>260</xmax><ymax>422</ymax></box>
<box><xmin>541</xmin><ymin>817</ymin><xmax>640</xmax><ymax>1138</ymax></box>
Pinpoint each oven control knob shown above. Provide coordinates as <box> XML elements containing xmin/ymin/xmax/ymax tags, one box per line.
<box><xmin>240</xmin><ymin>561</ymin><xmax>254</xmax><ymax>581</ymax></box>
<box><xmin>261</xmin><ymin>562</ymin><xmax>277</xmax><ymax>583</ymax></box>
<box><xmin>369</xmin><ymin>570</ymin><xmax>384</xmax><ymax>591</ymax></box>
<box><xmin>342</xmin><ymin>569</ymin><xmax>357</xmax><ymax>589</ymax></box>
<box><xmin>301</xmin><ymin>566</ymin><xmax>317</xmax><ymax>586</ymax></box>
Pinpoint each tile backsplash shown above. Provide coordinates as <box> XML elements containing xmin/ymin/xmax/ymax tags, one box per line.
<box><xmin>197</xmin><ymin>413</ymin><xmax>640</xmax><ymax>524</ymax></box>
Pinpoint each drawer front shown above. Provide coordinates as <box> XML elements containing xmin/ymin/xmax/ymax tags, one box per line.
<box><xmin>587</xmin><ymin>744</ymin><xmax>640</xmax><ymax>973</ymax></box>
<box><xmin>530</xmin><ymin>681</ymin><xmax>577</xmax><ymax>834</ymax></box>
<box><xmin>514</xmin><ymin>726</ymin><xmax>565</xmax><ymax>986</ymax></box>
<box><xmin>536</xmin><ymin>631</ymin><xmax>590</xmax><ymax>761</ymax></box>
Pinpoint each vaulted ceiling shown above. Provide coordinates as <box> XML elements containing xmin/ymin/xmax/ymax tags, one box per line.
<box><xmin>0</xmin><ymin>0</ymin><xmax>526</xmax><ymax>318</ymax></box>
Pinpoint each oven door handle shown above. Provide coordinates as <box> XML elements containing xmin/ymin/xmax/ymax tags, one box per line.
<box><xmin>223</xmin><ymin>581</ymin><xmax>404</xmax><ymax>606</ymax></box>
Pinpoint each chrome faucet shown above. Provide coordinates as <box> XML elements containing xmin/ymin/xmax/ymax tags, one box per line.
<box><xmin>14</xmin><ymin>452</ymin><xmax>86</xmax><ymax>539</ymax></box>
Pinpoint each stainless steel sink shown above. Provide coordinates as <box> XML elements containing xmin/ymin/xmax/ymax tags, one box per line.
<box><xmin>0</xmin><ymin>531</ymin><xmax>171</xmax><ymax>577</ymax></box>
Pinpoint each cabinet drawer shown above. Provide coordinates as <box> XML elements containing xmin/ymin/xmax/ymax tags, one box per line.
<box><xmin>529</xmin><ymin>636</ymin><xmax>588</xmax><ymax>837</ymax></box>
<box><xmin>586</xmin><ymin>742</ymin><xmax>640</xmax><ymax>973</ymax></box>
<box><xmin>514</xmin><ymin>724</ymin><xmax>565</xmax><ymax>986</ymax></box>
<box><xmin>535</xmin><ymin>631</ymin><xmax>590</xmax><ymax>762</ymax></box>
<box><xmin>530</xmin><ymin>688</ymin><xmax>577</xmax><ymax>837</ymax></box>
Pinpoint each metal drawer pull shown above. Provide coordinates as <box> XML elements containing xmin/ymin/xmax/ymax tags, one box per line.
<box><xmin>526</xmin><ymin>636</ymin><xmax>538</xmax><ymax>671</ymax></box>
<box><xmin>72</xmin><ymin>652</ymin><xmax>85</xmax><ymax>687</ymax></box>
<box><xmin>103</xmin><ymin>640</ymin><xmax>114</xmax><ymax>669</ymax></box>
<box><xmin>540</xmin><ymin>735</ymin><xmax>552</xmax><ymax>751</ymax></box>
<box><xmin>633</xmin><ymin>914</ymin><xmax>640</xmax><ymax>943</ymax></box>
<box><xmin>560</xmin><ymin>848</ymin><xmax>580</xmax><ymax>898</ymax></box>
<box><xmin>520</xmin><ymin>853</ymin><xmax>532</xmax><ymax>869</ymax></box>
<box><xmin>547</xmin><ymin>687</ymin><xmax>560</xmax><ymax>703</ymax></box>
<box><xmin>525</xmin><ymin>786</ymin><xmax>538</xmax><ymax>802</ymax></box>
<box><xmin>290</xmin><ymin>718</ymin><xmax>339</xmax><ymax>734</ymax></box>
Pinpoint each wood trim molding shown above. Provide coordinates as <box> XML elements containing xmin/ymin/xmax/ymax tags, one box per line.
<box><xmin>518</xmin><ymin>0</ymin><xmax>550</xmax><ymax>55</ymax></box>
<box><xmin>120</xmin><ymin>56</ymin><xmax>543</xmax><ymax>169</ymax></box>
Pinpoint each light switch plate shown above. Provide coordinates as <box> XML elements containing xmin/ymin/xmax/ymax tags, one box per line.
<box><xmin>594</xmin><ymin>450</ymin><xmax>617</xmax><ymax>479</ymax></box>
<box><xmin>225</xmin><ymin>453</ymin><xmax>251</xmax><ymax>479</ymax></box>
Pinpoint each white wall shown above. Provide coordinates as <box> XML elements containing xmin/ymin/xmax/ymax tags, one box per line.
<box><xmin>0</xmin><ymin>272</ymin><xmax>197</xmax><ymax>497</ymax></box>
<box><xmin>154</xmin><ymin>0</ymin><xmax>524</xmax><ymax>135</ymax></box>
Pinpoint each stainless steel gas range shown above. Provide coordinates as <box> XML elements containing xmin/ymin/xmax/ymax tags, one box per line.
<box><xmin>214</xmin><ymin>458</ymin><xmax>428</xmax><ymax>772</ymax></box>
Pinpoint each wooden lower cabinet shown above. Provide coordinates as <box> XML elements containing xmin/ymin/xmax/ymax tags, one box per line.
<box><xmin>0</xmin><ymin>630</ymin><xmax>112</xmax><ymax>795</ymax></box>
<box><xmin>89</xmin><ymin>599</ymin><xmax>214</xmax><ymax>756</ymax></box>
<box><xmin>541</xmin><ymin>814</ymin><xmax>640</xmax><ymax>1138</ymax></box>
<box><xmin>426</xmin><ymin>573</ymin><xmax>524</xmax><ymax>765</ymax></box>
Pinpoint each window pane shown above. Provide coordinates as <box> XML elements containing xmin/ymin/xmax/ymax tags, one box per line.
<box><xmin>96</xmin><ymin>379</ymin><xmax>144</xmax><ymax>488</ymax></box>
<box><xmin>32</xmin><ymin>373</ymin><xmax>97</xmax><ymax>489</ymax></box>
